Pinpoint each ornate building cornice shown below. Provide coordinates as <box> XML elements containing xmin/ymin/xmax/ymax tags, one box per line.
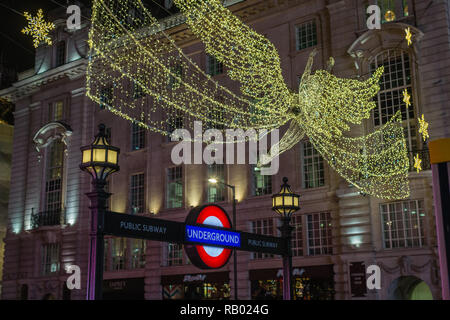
<box><xmin>0</xmin><ymin>58</ymin><xmax>87</xmax><ymax>103</ymax></box>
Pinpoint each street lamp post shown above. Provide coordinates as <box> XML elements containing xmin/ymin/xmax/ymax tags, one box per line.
<box><xmin>208</xmin><ymin>178</ymin><xmax>238</xmax><ymax>300</ymax></box>
<box><xmin>272</xmin><ymin>177</ymin><xmax>300</xmax><ymax>300</ymax></box>
<box><xmin>80</xmin><ymin>124</ymin><xmax>120</xmax><ymax>300</ymax></box>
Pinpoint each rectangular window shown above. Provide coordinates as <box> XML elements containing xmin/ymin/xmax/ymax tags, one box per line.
<box><xmin>207</xmin><ymin>164</ymin><xmax>226</xmax><ymax>202</ymax></box>
<box><xmin>131</xmin><ymin>122</ymin><xmax>146</xmax><ymax>150</ymax></box>
<box><xmin>56</xmin><ymin>41</ymin><xmax>66</xmax><ymax>67</ymax></box>
<box><xmin>295</xmin><ymin>20</ymin><xmax>317</xmax><ymax>51</ymax></box>
<box><xmin>251</xmin><ymin>219</ymin><xmax>275</xmax><ymax>259</ymax></box>
<box><xmin>166</xmin><ymin>111</ymin><xmax>184</xmax><ymax>142</ymax></box>
<box><xmin>371</xmin><ymin>50</ymin><xmax>421</xmax><ymax>170</ymax></box>
<box><xmin>168</xmin><ymin>64</ymin><xmax>183</xmax><ymax>90</ymax></box>
<box><xmin>130</xmin><ymin>173</ymin><xmax>145</xmax><ymax>214</ymax></box>
<box><xmin>41</xmin><ymin>243</ymin><xmax>60</xmax><ymax>276</ymax></box>
<box><xmin>45</xmin><ymin>141</ymin><xmax>64</xmax><ymax>226</ymax></box>
<box><xmin>50</xmin><ymin>101</ymin><xmax>64</xmax><ymax>122</ymax></box>
<box><xmin>131</xmin><ymin>239</ymin><xmax>146</xmax><ymax>269</ymax></box>
<box><xmin>99</xmin><ymin>86</ymin><xmax>113</xmax><ymax>110</ymax></box>
<box><xmin>132</xmin><ymin>74</ymin><xmax>146</xmax><ymax>99</ymax></box>
<box><xmin>206</xmin><ymin>54</ymin><xmax>223</xmax><ymax>76</ymax></box>
<box><xmin>307</xmin><ymin>212</ymin><xmax>332</xmax><ymax>256</ymax></box>
<box><xmin>291</xmin><ymin>215</ymin><xmax>303</xmax><ymax>257</ymax></box>
<box><xmin>111</xmin><ymin>237</ymin><xmax>127</xmax><ymax>271</ymax></box>
<box><xmin>301</xmin><ymin>141</ymin><xmax>325</xmax><ymax>189</ymax></box>
<box><xmin>166</xmin><ymin>167</ymin><xmax>183</xmax><ymax>209</ymax></box>
<box><xmin>252</xmin><ymin>165</ymin><xmax>272</xmax><ymax>196</ymax></box>
<box><xmin>167</xmin><ymin>243</ymin><xmax>183</xmax><ymax>266</ymax></box>
<box><xmin>381</xmin><ymin>200</ymin><xmax>425</xmax><ymax>249</ymax></box>
<box><xmin>105</xmin><ymin>127</ymin><xmax>112</xmax><ymax>144</ymax></box>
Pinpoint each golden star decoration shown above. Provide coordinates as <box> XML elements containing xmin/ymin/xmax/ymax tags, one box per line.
<box><xmin>405</xmin><ymin>27</ymin><xmax>412</xmax><ymax>46</ymax></box>
<box><xmin>414</xmin><ymin>153</ymin><xmax>422</xmax><ymax>173</ymax></box>
<box><xmin>21</xmin><ymin>9</ymin><xmax>55</xmax><ymax>48</ymax></box>
<box><xmin>418</xmin><ymin>114</ymin><xmax>429</xmax><ymax>141</ymax></box>
<box><xmin>403</xmin><ymin>89</ymin><xmax>411</xmax><ymax>108</ymax></box>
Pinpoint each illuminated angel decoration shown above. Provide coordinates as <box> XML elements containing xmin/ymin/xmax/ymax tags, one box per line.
<box><xmin>86</xmin><ymin>0</ymin><xmax>410</xmax><ymax>199</ymax></box>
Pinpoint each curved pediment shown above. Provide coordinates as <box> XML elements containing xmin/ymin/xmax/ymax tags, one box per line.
<box><xmin>348</xmin><ymin>23</ymin><xmax>424</xmax><ymax>71</ymax></box>
<box><xmin>33</xmin><ymin>121</ymin><xmax>73</xmax><ymax>153</ymax></box>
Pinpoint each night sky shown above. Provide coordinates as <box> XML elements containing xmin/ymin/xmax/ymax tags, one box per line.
<box><xmin>0</xmin><ymin>1</ymin><xmax>92</xmax><ymax>73</ymax></box>
<box><xmin>0</xmin><ymin>0</ymin><xmax>178</xmax><ymax>74</ymax></box>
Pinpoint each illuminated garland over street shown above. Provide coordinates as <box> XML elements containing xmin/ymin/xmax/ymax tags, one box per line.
<box><xmin>22</xmin><ymin>9</ymin><xmax>55</xmax><ymax>48</ymax></box>
<box><xmin>86</xmin><ymin>0</ymin><xmax>410</xmax><ymax>199</ymax></box>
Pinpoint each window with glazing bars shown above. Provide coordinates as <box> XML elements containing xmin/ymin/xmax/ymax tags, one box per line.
<box><xmin>41</xmin><ymin>243</ymin><xmax>60</xmax><ymax>275</ymax></box>
<box><xmin>251</xmin><ymin>219</ymin><xmax>275</xmax><ymax>259</ymax></box>
<box><xmin>166</xmin><ymin>111</ymin><xmax>184</xmax><ymax>142</ymax></box>
<box><xmin>252</xmin><ymin>165</ymin><xmax>272</xmax><ymax>196</ymax></box>
<box><xmin>372</xmin><ymin>0</ymin><xmax>409</xmax><ymax>24</ymax></box>
<box><xmin>99</xmin><ymin>86</ymin><xmax>113</xmax><ymax>110</ymax></box>
<box><xmin>130</xmin><ymin>173</ymin><xmax>145</xmax><ymax>214</ymax></box>
<box><xmin>166</xmin><ymin>167</ymin><xmax>183</xmax><ymax>208</ymax></box>
<box><xmin>56</xmin><ymin>41</ymin><xmax>65</xmax><ymax>67</ymax></box>
<box><xmin>49</xmin><ymin>101</ymin><xmax>64</xmax><ymax>121</ymax></box>
<box><xmin>371</xmin><ymin>50</ymin><xmax>417</xmax><ymax>152</ymax></box>
<box><xmin>45</xmin><ymin>140</ymin><xmax>64</xmax><ymax>218</ymax></box>
<box><xmin>307</xmin><ymin>212</ymin><xmax>332</xmax><ymax>255</ymax></box>
<box><xmin>295</xmin><ymin>20</ymin><xmax>317</xmax><ymax>50</ymax></box>
<box><xmin>168</xmin><ymin>64</ymin><xmax>183</xmax><ymax>89</ymax></box>
<box><xmin>167</xmin><ymin>243</ymin><xmax>183</xmax><ymax>266</ymax></box>
<box><xmin>131</xmin><ymin>122</ymin><xmax>146</xmax><ymax>150</ymax></box>
<box><xmin>301</xmin><ymin>141</ymin><xmax>325</xmax><ymax>189</ymax></box>
<box><xmin>207</xmin><ymin>164</ymin><xmax>226</xmax><ymax>202</ymax></box>
<box><xmin>291</xmin><ymin>215</ymin><xmax>303</xmax><ymax>257</ymax></box>
<box><xmin>131</xmin><ymin>239</ymin><xmax>146</xmax><ymax>269</ymax></box>
<box><xmin>381</xmin><ymin>200</ymin><xmax>425</xmax><ymax>249</ymax></box>
<box><xmin>111</xmin><ymin>237</ymin><xmax>127</xmax><ymax>270</ymax></box>
<box><xmin>206</xmin><ymin>54</ymin><xmax>223</xmax><ymax>76</ymax></box>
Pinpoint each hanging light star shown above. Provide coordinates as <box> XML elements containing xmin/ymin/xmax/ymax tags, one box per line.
<box><xmin>418</xmin><ymin>114</ymin><xmax>429</xmax><ymax>142</ymax></box>
<box><xmin>21</xmin><ymin>9</ymin><xmax>55</xmax><ymax>48</ymax></box>
<box><xmin>403</xmin><ymin>89</ymin><xmax>411</xmax><ymax>108</ymax></box>
<box><xmin>414</xmin><ymin>153</ymin><xmax>422</xmax><ymax>173</ymax></box>
<box><xmin>405</xmin><ymin>27</ymin><xmax>412</xmax><ymax>46</ymax></box>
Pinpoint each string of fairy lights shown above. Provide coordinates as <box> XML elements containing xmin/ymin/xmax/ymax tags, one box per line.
<box><xmin>18</xmin><ymin>0</ymin><xmax>432</xmax><ymax>199</ymax></box>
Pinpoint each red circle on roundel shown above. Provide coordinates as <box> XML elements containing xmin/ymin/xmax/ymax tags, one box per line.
<box><xmin>194</xmin><ymin>205</ymin><xmax>232</xmax><ymax>269</ymax></box>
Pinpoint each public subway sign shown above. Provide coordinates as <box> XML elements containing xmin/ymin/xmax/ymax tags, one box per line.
<box><xmin>184</xmin><ymin>205</ymin><xmax>235</xmax><ymax>269</ymax></box>
<box><xmin>103</xmin><ymin>206</ymin><xmax>287</xmax><ymax>270</ymax></box>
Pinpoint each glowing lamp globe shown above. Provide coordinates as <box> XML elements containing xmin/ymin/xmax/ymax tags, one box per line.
<box><xmin>272</xmin><ymin>177</ymin><xmax>300</xmax><ymax>218</ymax></box>
<box><xmin>80</xmin><ymin>124</ymin><xmax>120</xmax><ymax>181</ymax></box>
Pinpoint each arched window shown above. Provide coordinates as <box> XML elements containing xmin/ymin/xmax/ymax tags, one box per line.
<box><xmin>370</xmin><ymin>49</ymin><xmax>418</xmax><ymax>154</ymax></box>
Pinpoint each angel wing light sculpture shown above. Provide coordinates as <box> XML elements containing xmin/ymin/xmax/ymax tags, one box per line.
<box><xmin>86</xmin><ymin>0</ymin><xmax>410</xmax><ymax>199</ymax></box>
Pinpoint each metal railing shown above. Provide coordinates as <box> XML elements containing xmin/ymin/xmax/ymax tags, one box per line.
<box><xmin>31</xmin><ymin>208</ymin><xmax>64</xmax><ymax>229</ymax></box>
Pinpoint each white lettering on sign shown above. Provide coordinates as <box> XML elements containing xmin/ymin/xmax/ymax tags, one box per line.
<box><xmin>248</xmin><ymin>239</ymin><xmax>277</xmax><ymax>248</ymax></box>
<box><xmin>183</xmin><ymin>274</ymin><xmax>207</xmax><ymax>282</ymax></box>
<box><xmin>119</xmin><ymin>221</ymin><xmax>167</xmax><ymax>234</ymax></box>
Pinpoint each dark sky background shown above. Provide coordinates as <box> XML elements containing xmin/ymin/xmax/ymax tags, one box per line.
<box><xmin>0</xmin><ymin>1</ymin><xmax>92</xmax><ymax>73</ymax></box>
<box><xmin>0</xmin><ymin>0</ymin><xmax>176</xmax><ymax>74</ymax></box>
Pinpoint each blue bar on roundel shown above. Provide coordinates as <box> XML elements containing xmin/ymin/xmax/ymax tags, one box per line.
<box><xmin>185</xmin><ymin>225</ymin><xmax>241</xmax><ymax>248</ymax></box>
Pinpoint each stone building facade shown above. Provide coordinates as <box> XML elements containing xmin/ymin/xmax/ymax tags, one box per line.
<box><xmin>0</xmin><ymin>0</ymin><xmax>449</xmax><ymax>300</ymax></box>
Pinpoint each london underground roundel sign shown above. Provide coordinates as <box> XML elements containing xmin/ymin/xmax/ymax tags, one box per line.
<box><xmin>185</xmin><ymin>205</ymin><xmax>236</xmax><ymax>269</ymax></box>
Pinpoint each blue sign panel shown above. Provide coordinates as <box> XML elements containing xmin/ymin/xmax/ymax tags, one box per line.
<box><xmin>185</xmin><ymin>225</ymin><xmax>241</xmax><ymax>248</ymax></box>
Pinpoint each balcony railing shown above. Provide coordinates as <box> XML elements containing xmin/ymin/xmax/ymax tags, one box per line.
<box><xmin>31</xmin><ymin>208</ymin><xmax>64</xmax><ymax>229</ymax></box>
<box><xmin>407</xmin><ymin>149</ymin><xmax>431</xmax><ymax>172</ymax></box>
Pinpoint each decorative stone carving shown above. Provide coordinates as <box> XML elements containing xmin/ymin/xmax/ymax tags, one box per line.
<box><xmin>33</xmin><ymin>121</ymin><xmax>73</xmax><ymax>160</ymax></box>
